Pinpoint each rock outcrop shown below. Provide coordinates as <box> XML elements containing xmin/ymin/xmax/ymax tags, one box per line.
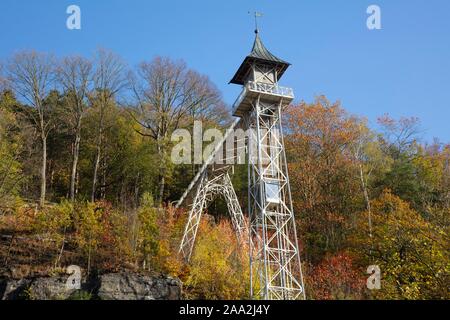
<box><xmin>97</xmin><ymin>273</ymin><xmax>181</xmax><ymax>300</ymax></box>
<box><xmin>0</xmin><ymin>278</ymin><xmax>31</xmax><ymax>300</ymax></box>
<box><xmin>28</xmin><ymin>276</ymin><xmax>75</xmax><ymax>300</ymax></box>
<box><xmin>0</xmin><ymin>272</ymin><xmax>182</xmax><ymax>300</ymax></box>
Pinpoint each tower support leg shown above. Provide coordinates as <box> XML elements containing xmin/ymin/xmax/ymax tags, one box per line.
<box><xmin>179</xmin><ymin>172</ymin><xmax>209</xmax><ymax>261</ymax></box>
<box><xmin>246</xmin><ymin>98</ymin><xmax>306</xmax><ymax>300</ymax></box>
<box><xmin>179</xmin><ymin>171</ymin><xmax>247</xmax><ymax>262</ymax></box>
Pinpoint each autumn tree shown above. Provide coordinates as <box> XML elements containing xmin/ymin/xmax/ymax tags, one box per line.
<box><xmin>33</xmin><ymin>200</ymin><xmax>73</xmax><ymax>267</ymax></box>
<box><xmin>1</xmin><ymin>47</ymin><xmax>449</xmax><ymax>301</ymax></box>
<box><xmin>41</xmin><ymin>90</ymin><xmax>70</xmax><ymax>200</ymax></box>
<box><xmin>284</xmin><ymin>96</ymin><xmax>365</xmax><ymax>261</ymax></box>
<box><xmin>354</xmin><ymin>190</ymin><xmax>449</xmax><ymax>299</ymax></box>
<box><xmin>377</xmin><ymin>114</ymin><xmax>421</xmax><ymax>159</ymax></box>
<box><xmin>412</xmin><ymin>142</ymin><xmax>450</xmax><ymax>221</ymax></box>
<box><xmin>90</xmin><ymin>49</ymin><xmax>128</xmax><ymax>201</ymax></box>
<box><xmin>374</xmin><ymin>115</ymin><xmax>449</xmax><ymax>215</ymax></box>
<box><xmin>306</xmin><ymin>252</ymin><xmax>366</xmax><ymax>300</ymax></box>
<box><xmin>0</xmin><ymin>63</ymin><xmax>7</xmax><ymax>91</ymax></box>
<box><xmin>135</xmin><ymin>193</ymin><xmax>159</xmax><ymax>269</ymax></box>
<box><xmin>0</xmin><ymin>91</ymin><xmax>24</xmax><ymax>210</ymax></box>
<box><xmin>7</xmin><ymin>51</ymin><xmax>55</xmax><ymax>207</ymax></box>
<box><xmin>130</xmin><ymin>57</ymin><xmax>222</xmax><ymax>203</ymax></box>
<box><xmin>57</xmin><ymin>56</ymin><xmax>92</xmax><ymax>201</ymax></box>
<box><xmin>352</xmin><ymin>122</ymin><xmax>392</xmax><ymax>239</ymax></box>
<box><xmin>184</xmin><ymin>218</ymin><xmax>250</xmax><ymax>299</ymax></box>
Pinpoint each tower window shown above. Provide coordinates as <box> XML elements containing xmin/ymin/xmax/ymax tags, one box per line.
<box><xmin>265</xmin><ymin>181</ymin><xmax>281</xmax><ymax>204</ymax></box>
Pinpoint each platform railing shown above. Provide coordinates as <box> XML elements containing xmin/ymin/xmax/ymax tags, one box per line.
<box><xmin>233</xmin><ymin>81</ymin><xmax>294</xmax><ymax>111</ymax></box>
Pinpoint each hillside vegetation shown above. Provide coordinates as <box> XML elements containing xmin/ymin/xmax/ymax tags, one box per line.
<box><xmin>0</xmin><ymin>51</ymin><xmax>448</xmax><ymax>299</ymax></box>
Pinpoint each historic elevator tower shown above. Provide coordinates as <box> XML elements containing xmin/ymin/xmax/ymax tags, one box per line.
<box><xmin>177</xmin><ymin>30</ymin><xmax>305</xmax><ymax>300</ymax></box>
<box><xmin>230</xmin><ymin>30</ymin><xmax>305</xmax><ymax>300</ymax></box>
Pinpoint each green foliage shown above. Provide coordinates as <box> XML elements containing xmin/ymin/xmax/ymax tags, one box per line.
<box><xmin>376</xmin><ymin>155</ymin><xmax>421</xmax><ymax>204</ymax></box>
<box><xmin>0</xmin><ymin>91</ymin><xmax>23</xmax><ymax>209</ymax></box>
<box><xmin>72</xmin><ymin>202</ymin><xmax>103</xmax><ymax>267</ymax></box>
<box><xmin>136</xmin><ymin>192</ymin><xmax>160</xmax><ymax>269</ymax></box>
<box><xmin>73</xmin><ymin>201</ymin><xmax>131</xmax><ymax>271</ymax></box>
<box><xmin>67</xmin><ymin>290</ymin><xmax>93</xmax><ymax>300</ymax></box>
<box><xmin>33</xmin><ymin>200</ymin><xmax>73</xmax><ymax>259</ymax></box>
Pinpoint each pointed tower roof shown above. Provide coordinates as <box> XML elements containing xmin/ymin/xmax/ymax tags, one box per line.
<box><xmin>230</xmin><ymin>31</ymin><xmax>291</xmax><ymax>85</ymax></box>
<box><xmin>248</xmin><ymin>32</ymin><xmax>289</xmax><ymax>64</ymax></box>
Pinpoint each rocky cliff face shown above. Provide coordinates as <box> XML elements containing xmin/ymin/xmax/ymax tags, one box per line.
<box><xmin>0</xmin><ymin>272</ymin><xmax>182</xmax><ymax>300</ymax></box>
<box><xmin>97</xmin><ymin>273</ymin><xmax>181</xmax><ymax>300</ymax></box>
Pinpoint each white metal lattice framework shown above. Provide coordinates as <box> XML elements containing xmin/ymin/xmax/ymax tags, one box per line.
<box><xmin>177</xmin><ymin>31</ymin><xmax>306</xmax><ymax>300</ymax></box>
<box><xmin>179</xmin><ymin>168</ymin><xmax>247</xmax><ymax>261</ymax></box>
<box><xmin>230</xmin><ymin>30</ymin><xmax>306</xmax><ymax>299</ymax></box>
<box><xmin>244</xmin><ymin>96</ymin><xmax>305</xmax><ymax>300</ymax></box>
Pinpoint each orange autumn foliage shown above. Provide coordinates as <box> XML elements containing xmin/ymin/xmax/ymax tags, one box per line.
<box><xmin>306</xmin><ymin>252</ymin><xmax>366</xmax><ymax>300</ymax></box>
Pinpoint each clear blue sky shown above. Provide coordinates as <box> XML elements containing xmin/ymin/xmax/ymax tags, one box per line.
<box><xmin>1</xmin><ymin>0</ymin><xmax>449</xmax><ymax>141</ymax></box>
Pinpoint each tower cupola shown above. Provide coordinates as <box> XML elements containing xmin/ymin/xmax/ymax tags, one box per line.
<box><xmin>230</xmin><ymin>31</ymin><xmax>294</xmax><ymax>117</ymax></box>
<box><xmin>230</xmin><ymin>31</ymin><xmax>290</xmax><ymax>86</ymax></box>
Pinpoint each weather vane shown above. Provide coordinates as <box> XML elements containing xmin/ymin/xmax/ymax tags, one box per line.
<box><xmin>248</xmin><ymin>11</ymin><xmax>263</xmax><ymax>33</ymax></box>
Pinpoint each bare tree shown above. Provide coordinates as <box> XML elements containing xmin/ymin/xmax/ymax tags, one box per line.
<box><xmin>0</xmin><ymin>63</ymin><xmax>7</xmax><ymax>92</ymax></box>
<box><xmin>57</xmin><ymin>56</ymin><xmax>93</xmax><ymax>201</ymax></box>
<box><xmin>7</xmin><ymin>51</ymin><xmax>55</xmax><ymax>207</ymax></box>
<box><xmin>130</xmin><ymin>57</ymin><xmax>222</xmax><ymax>203</ymax></box>
<box><xmin>91</xmin><ymin>49</ymin><xmax>128</xmax><ymax>201</ymax></box>
<box><xmin>378</xmin><ymin>114</ymin><xmax>422</xmax><ymax>158</ymax></box>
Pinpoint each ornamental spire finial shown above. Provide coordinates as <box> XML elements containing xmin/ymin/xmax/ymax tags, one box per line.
<box><xmin>249</xmin><ymin>11</ymin><xmax>263</xmax><ymax>34</ymax></box>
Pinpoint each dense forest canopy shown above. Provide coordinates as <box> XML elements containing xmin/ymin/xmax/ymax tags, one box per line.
<box><xmin>0</xmin><ymin>50</ymin><xmax>448</xmax><ymax>300</ymax></box>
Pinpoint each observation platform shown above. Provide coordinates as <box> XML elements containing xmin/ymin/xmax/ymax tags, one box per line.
<box><xmin>232</xmin><ymin>81</ymin><xmax>294</xmax><ymax>117</ymax></box>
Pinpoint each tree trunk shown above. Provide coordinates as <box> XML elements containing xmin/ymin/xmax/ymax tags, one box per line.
<box><xmin>156</xmin><ymin>136</ymin><xmax>165</xmax><ymax>204</ymax></box>
<box><xmin>91</xmin><ymin>113</ymin><xmax>104</xmax><ymax>202</ymax></box>
<box><xmin>359</xmin><ymin>163</ymin><xmax>372</xmax><ymax>238</ymax></box>
<box><xmin>40</xmin><ymin>133</ymin><xmax>47</xmax><ymax>208</ymax></box>
<box><xmin>159</xmin><ymin>174</ymin><xmax>165</xmax><ymax>205</ymax></box>
<box><xmin>55</xmin><ymin>227</ymin><xmax>67</xmax><ymax>268</ymax></box>
<box><xmin>101</xmin><ymin>155</ymin><xmax>107</xmax><ymax>199</ymax></box>
<box><xmin>157</xmin><ymin>140</ymin><xmax>166</xmax><ymax>205</ymax></box>
<box><xmin>70</xmin><ymin>122</ymin><xmax>81</xmax><ymax>201</ymax></box>
<box><xmin>91</xmin><ymin>144</ymin><xmax>101</xmax><ymax>202</ymax></box>
<box><xmin>75</xmin><ymin>170</ymin><xmax>79</xmax><ymax>196</ymax></box>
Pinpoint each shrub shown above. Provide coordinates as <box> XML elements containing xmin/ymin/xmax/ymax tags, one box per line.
<box><xmin>184</xmin><ymin>218</ymin><xmax>250</xmax><ymax>300</ymax></box>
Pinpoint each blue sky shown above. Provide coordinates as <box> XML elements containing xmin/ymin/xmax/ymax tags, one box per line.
<box><xmin>1</xmin><ymin>0</ymin><xmax>449</xmax><ymax>141</ymax></box>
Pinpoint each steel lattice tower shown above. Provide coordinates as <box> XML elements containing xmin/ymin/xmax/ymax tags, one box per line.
<box><xmin>177</xmin><ymin>30</ymin><xmax>305</xmax><ymax>300</ymax></box>
<box><xmin>177</xmin><ymin>119</ymin><xmax>248</xmax><ymax>261</ymax></box>
<box><xmin>230</xmin><ymin>30</ymin><xmax>305</xmax><ymax>300</ymax></box>
<box><xmin>179</xmin><ymin>167</ymin><xmax>247</xmax><ymax>261</ymax></box>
